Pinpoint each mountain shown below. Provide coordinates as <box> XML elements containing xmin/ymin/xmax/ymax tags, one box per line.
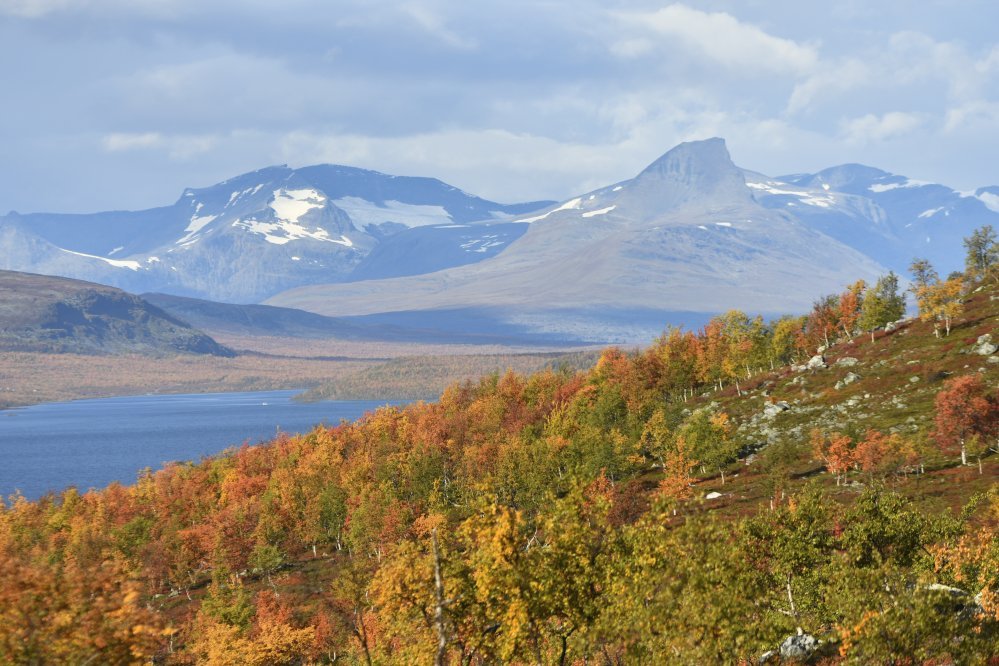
<box><xmin>266</xmin><ymin>139</ymin><xmax>889</xmax><ymax>342</ymax></box>
<box><xmin>747</xmin><ymin>164</ymin><xmax>999</xmax><ymax>273</ymax></box>
<box><xmin>0</xmin><ymin>270</ymin><xmax>233</xmax><ymax>356</ymax></box>
<box><xmin>345</xmin><ymin>221</ymin><xmax>530</xmax><ymax>281</ymax></box>
<box><xmin>141</xmin><ymin>292</ymin><xmax>569</xmax><ymax>345</ymax></box>
<box><xmin>5</xmin><ymin>142</ymin><xmax>996</xmax><ymax>345</ymax></box>
<box><xmin>0</xmin><ymin>165</ymin><xmax>552</xmax><ymax>303</ymax></box>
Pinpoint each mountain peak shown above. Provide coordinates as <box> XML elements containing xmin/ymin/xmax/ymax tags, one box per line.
<box><xmin>627</xmin><ymin>137</ymin><xmax>750</xmax><ymax>210</ymax></box>
<box><xmin>639</xmin><ymin>137</ymin><xmax>731</xmax><ymax>174</ymax></box>
<box><xmin>779</xmin><ymin>163</ymin><xmax>896</xmax><ymax>193</ymax></box>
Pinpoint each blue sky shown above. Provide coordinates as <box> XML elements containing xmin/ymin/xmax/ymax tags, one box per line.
<box><xmin>2</xmin><ymin>0</ymin><xmax>998</xmax><ymax>212</ymax></box>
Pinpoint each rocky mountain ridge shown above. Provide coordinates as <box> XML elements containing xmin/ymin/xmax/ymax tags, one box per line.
<box><xmin>0</xmin><ymin>165</ymin><xmax>551</xmax><ymax>302</ymax></box>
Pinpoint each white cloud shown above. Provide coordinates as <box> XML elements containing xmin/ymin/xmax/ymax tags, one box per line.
<box><xmin>609</xmin><ymin>38</ymin><xmax>655</xmax><ymax>59</ymax></box>
<box><xmin>0</xmin><ymin>0</ymin><xmax>198</xmax><ymax>18</ymax></box>
<box><xmin>102</xmin><ymin>132</ymin><xmax>163</xmax><ymax>152</ymax></box>
<box><xmin>787</xmin><ymin>58</ymin><xmax>870</xmax><ymax>114</ymax></box>
<box><xmin>3</xmin><ymin>1</ymin><xmax>999</xmax><ymax>213</ymax></box>
<box><xmin>841</xmin><ymin>111</ymin><xmax>924</xmax><ymax>144</ymax></box>
<box><xmin>943</xmin><ymin>101</ymin><xmax>999</xmax><ymax>133</ymax></box>
<box><xmin>101</xmin><ymin>131</ymin><xmax>217</xmax><ymax>159</ymax></box>
<box><xmin>612</xmin><ymin>4</ymin><xmax>819</xmax><ymax>76</ymax></box>
<box><xmin>0</xmin><ymin>0</ymin><xmax>73</xmax><ymax>17</ymax></box>
<box><xmin>401</xmin><ymin>3</ymin><xmax>476</xmax><ymax>50</ymax></box>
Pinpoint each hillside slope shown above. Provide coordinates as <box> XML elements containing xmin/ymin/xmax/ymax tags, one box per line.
<box><xmin>0</xmin><ymin>266</ymin><xmax>996</xmax><ymax>664</ymax></box>
<box><xmin>0</xmin><ymin>270</ymin><xmax>233</xmax><ymax>356</ymax></box>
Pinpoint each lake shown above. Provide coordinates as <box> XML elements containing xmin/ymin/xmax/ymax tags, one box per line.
<box><xmin>0</xmin><ymin>390</ymin><xmax>403</xmax><ymax>500</ymax></box>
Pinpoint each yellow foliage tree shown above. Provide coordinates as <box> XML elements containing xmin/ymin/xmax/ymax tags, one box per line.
<box><xmin>916</xmin><ymin>275</ymin><xmax>964</xmax><ymax>336</ymax></box>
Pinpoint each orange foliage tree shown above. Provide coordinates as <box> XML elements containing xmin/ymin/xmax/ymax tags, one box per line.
<box><xmin>933</xmin><ymin>375</ymin><xmax>998</xmax><ymax>467</ymax></box>
<box><xmin>811</xmin><ymin>429</ymin><xmax>855</xmax><ymax>485</ymax></box>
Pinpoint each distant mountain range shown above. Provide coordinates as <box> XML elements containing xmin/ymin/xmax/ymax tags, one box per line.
<box><xmin>0</xmin><ymin>165</ymin><xmax>551</xmax><ymax>303</ymax></box>
<box><xmin>747</xmin><ymin>163</ymin><xmax>999</xmax><ymax>274</ymax></box>
<box><xmin>3</xmin><ymin>139</ymin><xmax>997</xmax><ymax>343</ymax></box>
<box><xmin>0</xmin><ymin>270</ymin><xmax>232</xmax><ymax>356</ymax></box>
<box><xmin>270</xmin><ymin>138</ymin><xmax>999</xmax><ymax>341</ymax></box>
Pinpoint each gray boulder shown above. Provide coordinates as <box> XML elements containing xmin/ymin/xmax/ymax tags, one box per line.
<box><xmin>926</xmin><ymin>583</ymin><xmax>967</xmax><ymax>598</ymax></box>
<box><xmin>972</xmin><ymin>334</ymin><xmax>996</xmax><ymax>355</ymax></box>
<box><xmin>763</xmin><ymin>401</ymin><xmax>791</xmax><ymax>418</ymax></box>
<box><xmin>834</xmin><ymin>372</ymin><xmax>861</xmax><ymax>390</ymax></box>
<box><xmin>780</xmin><ymin>631</ymin><xmax>820</xmax><ymax>660</ymax></box>
<box><xmin>806</xmin><ymin>355</ymin><xmax>827</xmax><ymax>370</ymax></box>
<box><xmin>835</xmin><ymin>356</ymin><xmax>859</xmax><ymax>367</ymax></box>
<box><xmin>761</xmin><ymin>631</ymin><xmax>821</xmax><ymax>664</ymax></box>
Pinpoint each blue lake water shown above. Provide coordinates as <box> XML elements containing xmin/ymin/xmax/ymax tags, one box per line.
<box><xmin>0</xmin><ymin>390</ymin><xmax>402</xmax><ymax>500</ymax></box>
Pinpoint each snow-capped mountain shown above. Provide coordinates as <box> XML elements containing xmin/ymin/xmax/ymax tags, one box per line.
<box><xmin>747</xmin><ymin>164</ymin><xmax>999</xmax><ymax>273</ymax></box>
<box><xmin>0</xmin><ymin>165</ymin><xmax>551</xmax><ymax>302</ymax></box>
<box><xmin>3</xmin><ymin>141</ymin><xmax>995</xmax><ymax>343</ymax></box>
<box><xmin>267</xmin><ymin>139</ymin><xmax>890</xmax><ymax>342</ymax></box>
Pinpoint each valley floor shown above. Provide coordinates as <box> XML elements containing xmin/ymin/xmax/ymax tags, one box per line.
<box><xmin>0</xmin><ymin>334</ymin><xmax>599</xmax><ymax>409</ymax></box>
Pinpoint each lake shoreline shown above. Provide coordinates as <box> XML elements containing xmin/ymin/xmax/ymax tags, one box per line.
<box><xmin>0</xmin><ymin>390</ymin><xmax>406</xmax><ymax>500</ymax></box>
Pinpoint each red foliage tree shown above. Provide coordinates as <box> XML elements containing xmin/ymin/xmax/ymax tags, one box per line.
<box><xmin>933</xmin><ymin>375</ymin><xmax>999</xmax><ymax>467</ymax></box>
<box><xmin>811</xmin><ymin>429</ymin><xmax>854</xmax><ymax>485</ymax></box>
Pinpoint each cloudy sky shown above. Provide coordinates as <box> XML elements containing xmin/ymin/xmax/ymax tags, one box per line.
<box><xmin>2</xmin><ymin>0</ymin><xmax>998</xmax><ymax>213</ymax></box>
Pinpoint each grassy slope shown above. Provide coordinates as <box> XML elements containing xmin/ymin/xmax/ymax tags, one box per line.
<box><xmin>667</xmin><ymin>283</ymin><xmax>999</xmax><ymax>521</ymax></box>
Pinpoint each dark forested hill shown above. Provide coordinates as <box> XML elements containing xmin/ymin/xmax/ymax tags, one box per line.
<box><xmin>0</xmin><ymin>270</ymin><xmax>233</xmax><ymax>356</ymax></box>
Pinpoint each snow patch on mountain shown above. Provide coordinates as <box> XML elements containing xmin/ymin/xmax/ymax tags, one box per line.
<box><xmin>517</xmin><ymin>197</ymin><xmax>584</xmax><ymax>223</ymax></box>
<box><xmin>868</xmin><ymin>179</ymin><xmax>930</xmax><ymax>193</ymax></box>
<box><xmin>582</xmin><ymin>205</ymin><xmax>616</xmax><ymax>218</ymax></box>
<box><xmin>225</xmin><ymin>184</ymin><xmax>265</xmax><ymax>207</ymax></box>
<box><xmin>60</xmin><ymin>248</ymin><xmax>142</xmax><ymax>271</ymax></box>
<box><xmin>270</xmin><ymin>189</ymin><xmax>325</xmax><ymax>224</ymax></box>
<box><xmin>178</xmin><ymin>214</ymin><xmax>218</xmax><ymax>245</ymax></box>
<box><xmin>460</xmin><ymin>234</ymin><xmax>507</xmax><ymax>253</ymax></box>
<box><xmin>746</xmin><ymin>180</ymin><xmax>835</xmax><ymax>208</ymax></box>
<box><xmin>332</xmin><ymin>197</ymin><xmax>453</xmax><ymax>228</ymax></box>
<box><xmin>232</xmin><ymin>218</ymin><xmax>353</xmax><ymax>247</ymax></box>
<box><xmin>977</xmin><ymin>192</ymin><xmax>999</xmax><ymax>213</ymax></box>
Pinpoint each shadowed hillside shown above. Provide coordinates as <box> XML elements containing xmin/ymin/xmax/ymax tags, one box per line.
<box><xmin>0</xmin><ymin>270</ymin><xmax>233</xmax><ymax>356</ymax></box>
